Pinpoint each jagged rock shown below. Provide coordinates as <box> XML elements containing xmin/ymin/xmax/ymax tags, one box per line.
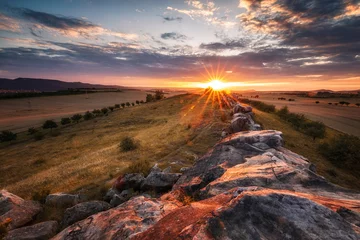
<box><xmin>163</xmin><ymin>166</ymin><xmax>172</xmax><ymax>173</ymax></box>
<box><xmin>133</xmin><ymin>190</ymin><xmax>359</xmax><ymax>240</ymax></box>
<box><xmin>233</xmin><ymin>104</ymin><xmax>252</xmax><ymax>114</ymax></box>
<box><xmin>229</xmin><ymin>115</ymin><xmax>250</xmax><ymax>133</ymax></box>
<box><xmin>141</xmin><ymin>172</ymin><xmax>182</xmax><ymax>192</ymax></box>
<box><xmin>0</xmin><ymin>190</ymin><xmax>42</xmax><ymax>230</ymax></box>
<box><xmin>110</xmin><ymin>190</ymin><xmax>131</xmax><ymax>207</ymax></box>
<box><xmin>180</xmin><ymin>167</ymin><xmax>189</xmax><ymax>173</ymax></box>
<box><xmin>45</xmin><ymin>193</ymin><xmax>85</xmax><ymax>208</ymax></box>
<box><xmin>52</xmin><ymin>196</ymin><xmax>179</xmax><ymax>240</ymax></box>
<box><xmin>103</xmin><ymin>188</ymin><xmax>120</xmax><ymax>202</ymax></box>
<box><xmin>113</xmin><ymin>173</ymin><xmax>145</xmax><ymax>192</ymax></box>
<box><xmin>4</xmin><ymin>221</ymin><xmax>58</xmax><ymax>240</ymax></box>
<box><xmin>61</xmin><ymin>201</ymin><xmax>111</xmax><ymax>227</ymax></box>
<box><xmin>337</xmin><ymin>207</ymin><xmax>360</xmax><ymax>227</ymax></box>
<box><xmin>150</xmin><ymin>163</ymin><xmax>162</xmax><ymax>173</ymax></box>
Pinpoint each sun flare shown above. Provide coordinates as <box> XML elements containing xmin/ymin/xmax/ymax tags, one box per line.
<box><xmin>207</xmin><ymin>79</ymin><xmax>226</xmax><ymax>90</ymax></box>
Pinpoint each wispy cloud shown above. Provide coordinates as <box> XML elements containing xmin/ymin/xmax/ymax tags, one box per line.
<box><xmin>0</xmin><ymin>13</ymin><xmax>21</xmax><ymax>32</ymax></box>
<box><xmin>161</xmin><ymin>32</ymin><xmax>187</xmax><ymax>41</ymax></box>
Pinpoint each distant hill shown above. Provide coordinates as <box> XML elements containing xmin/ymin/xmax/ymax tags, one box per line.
<box><xmin>0</xmin><ymin>78</ymin><xmax>124</xmax><ymax>92</ymax></box>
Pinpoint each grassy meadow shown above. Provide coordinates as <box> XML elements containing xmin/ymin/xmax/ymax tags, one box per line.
<box><xmin>0</xmin><ymin>94</ymin><xmax>228</xmax><ymax>200</ymax></box>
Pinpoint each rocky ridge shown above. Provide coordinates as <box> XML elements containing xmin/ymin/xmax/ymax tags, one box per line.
<box><xmin>1</xmin><ymin>102</ymin><xmax>360</xmax><ymax>239</ymax></box>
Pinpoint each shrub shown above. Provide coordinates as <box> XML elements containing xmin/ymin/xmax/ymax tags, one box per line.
<box><xmin>140</xmin><ymin>100</ymin><xmax>144</xmax><ymax>104</ymax></box>
<box><xmin>92</xmin><ymin>109</ymin><xmax>102</xmax><ymax>116</ymax></box>
<box><xmin>146</xmin><ymin>94</ymin><xmax>153</xmax><ymax>103</ymax></box>
<box><xmin>34</xmin><ymin>131</ymin><xmax>44</xmax><ymax>141</ymax></box>
<box><xmin>154</xmin><ymin>90</ymin><xmax>165</xmax><ymax>100</ymax></box>
<box><xmin>356</xmin><ymin>103</ymin><xmax>360</xmax><ymax>107</ymax></box>
<box><xmin>127</xmin><ymin>159</ymin><xmax>151</xmax><ymax>176</ymax></box>
<box><xmin>240</xmin><ymin>99</ymin><xmax>275</xmax><ymax>113</ymax></box>
<box><xmin>28</xmin><ymin>127</ymin><xmax>38</xmax><ymax>135</ymax></box>
<box><xmin>101</xmin><ymin>108</ymin><xmax>109</xmax><ymax>114</ymax></box>
<box><xmin>131</xmin><ymin>103</ymin><xmax>135</xmax><ymax>106</ymax></box>
<box><xmin>121</xmin><ymin>103</ymin><xmax>126</xmax><ymax>108</ymax></box>
<box><xmin>0</xmin><ymin>130</ymin><xmax>17</xmax><ymax>142</ymax></box>
<box><xmin>136</xmin><ymin>100</ymin><xmax>140</xmax><ymax>105</ymax></box>
<box><xmin>42</xmin><ymin>120</ymin><xmax>58</xmax><ymax>131</ymax></box>
<box><xmin>277</xmin><ymin>106</ymin><xmax>289</xmax><ymax>117</ymax></box>
<box><xmin>83</xmin><ymin>111</ymin><xmax>94</xmax><ymax>120</ymax></box>
<box><xmin>125</xmin><ymin>102</ymin><xmax>130</xmax><ymax>107</ymax></box>
<box><xmin>120</xmin><ymin>136</ymin><xmax>137</xmax><ymax>152</ymax></box>
<box><xmin>109</xmin><ymin>106</ymin><xmax>114</xmax><ymax>112</ymax></box>
<box><xmin>315</xmin><ymin>101</ymin><xmax>320</xmax><ymax>104</ymax></box>
<box><xmin>328</xmin><ymin>103</ymin><xmax>332</xmax><ymax>105</ymax></box>
<box><xmin>61</xmin><ymin>117</ymin><xmax>71</xmax><ymax>125</ymax></box>
<box><xmin>302</xmin><ymin>121</ymin><xmax>326</xmax><ymax>140</ymax></box>
<box><xmin>318</xmin><ymin>134</ymin><xmax>360</xmax><ymax>172</ymax></box>
<box><xmin>71</xmin><ymin>114</ymin><xmax>83</xmax><ymax>123</ymax></box>
<box><xmin>115</xmin><ymin>104</ymin><xmax>120</xmax><ymax>108</ymax></box>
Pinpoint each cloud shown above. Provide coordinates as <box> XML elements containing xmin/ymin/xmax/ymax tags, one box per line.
<box><xmin>162</xmin><ymin>16</ymin><xmax>183</xmax><ymax>22</ymax></box>
<box><xmin>0</xmin><ymin>13</ymin><xmax>21</xmax><ymax>32</ymax></box>
<box><xmin>11</xmin><ymin>7</ymin><xmax>137</xmax><ymax>40</ymax></box>
<box><xmin>161</xmin><ymin>32</ymin><xmax>187</xmax><ymax>40</ymax></box>
<box><xmin>199</xmin><ymin>40</ymin><xmax>246</xmax><ymax>50</ymax></box>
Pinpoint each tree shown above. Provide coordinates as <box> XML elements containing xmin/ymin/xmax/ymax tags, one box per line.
<box><xmin>126</xmin><ymin>102</ymin><xmax>130</xmax><ymax>107</ymax></box>
<box><xmin>356</xmin><ymin>103</ymin><xmax>360</xmax><ymax>107</ymax></box>
<box><xmin>344</xmin><ymin>102</ymin><xmax>350</xmax><ymax>106</ymax></box>
<box><xmin>315</xmin><ymin>101</ymin><xmax>320</xmax><ymax>104</ymax></box>
<box><xmin>0</xmin><ymin>130</ymin><xmax>17</xmax><ymax>142</ymax></box>
<box><xmin>339</xmin><ymin>101</ymin><xmax>345</xmax><ymax>106</ymax></box>
<box><xmin>303</xmin><ymin>121</ymin><xmax>326</xmax><ymax>141</ymax></box>
<box><xmin>92</xmin><ymin>109</ymin><xmax>102</xmax><ymax>116</ymax></box>
<box><xmin>43</xmin><ymin>120</ymin><xmax>58</xmax><ymax>131</ymax></box>
<box><xmin>101</xmin><ymin>108</ymin><xmax>109</xmax><ymax>114</ymax></box>
<box><xmin>131</xmin><ymin>102</ymin><xmax>135</xmax><ymax>106</ymax></box>
<box><xmin>83</xmin><ymin>111</ymin><xmax>94</xmax><ymax>120</ymax></box>
<box><xmin>61</xmin><ymin>117</ymin><xmax>71</xmax><ymax>125</ymax></box>
<box><xmin>154</xmin><ymin>90</ymin><xmax>164</xmax><ymax>100</ymax></box>
<box><xmin>140</xmin><ymin>100</ymin><xmax>144</xmax><ymax>104</ymax></box>
<box><xmin>121</xmin><ymin>103</ymin><xmax>126</xmax><ymax>108</ymax></box>
<box><xmin>136</xmin><ymin>100</ymin><xmax>140</xmax><ymax>105</ymax></box>
<box><xmin>71</xmin><ymin>114</ymin><xmax>82</xmax><ymax>123</ymax></box>
<box><xmin>328</xmin><ymin>103</ymin><xmax>332</xmax><ymax>105</ymax></box>
<box><xmin>146</xmin><ymin>94</ymin><xmax>153</xmax><ymax>103</ymax></box>
<box><xmin>28</xmin><ymin>127</ymin><xmax>38</xmax><ymax>135</ymax></box>
<box><xmin>109</xmin><ymin>106</ymin><xmax>114</xmax><ymax>112</ymax></box>
<box><xmin>115</xmin><ymin>104</ymin><xmax>120</xmax><ymax>108</ymax></box>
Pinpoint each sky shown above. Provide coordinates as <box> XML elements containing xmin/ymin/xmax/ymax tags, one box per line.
<box><xmin>0</xmin><ymin>0</ymin><xmax>359</xmax><ymax>91</ymax></box>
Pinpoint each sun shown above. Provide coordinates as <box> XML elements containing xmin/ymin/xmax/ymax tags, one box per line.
<box><xmin>207</xmin><ymin>79</ymin><xmax>226</xmax><ymax>90</ymax></box>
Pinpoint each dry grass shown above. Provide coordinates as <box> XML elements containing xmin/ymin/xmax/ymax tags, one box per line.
<box><xmin>0</xmin><ymin>94</ymin><xmax>228</xmax><ymax>199</ymax></box>
<box><xmin>253</xmin><ymin>109</ymin><xmax>360</xmax><ymax>191</ymax></box>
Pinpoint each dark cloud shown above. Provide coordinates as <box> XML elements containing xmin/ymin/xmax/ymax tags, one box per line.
<box><xmin>160</xmin><ymin>32</ymin><xmax>187</xmax><ymax>40</ymax></box>
<box><xmin>162</xmin><ymin>16</ymin><xmax>182</xmax><ymax>22</ymax></box>
<box><xmin>199</xmin><ymin>40</ymin><xmax>246</xmax><ymax>50</ymax></box>
<box><xmin>15</xmin><ymin>8</ymin><xmax>96</xmax><ymax>30</ymax></box>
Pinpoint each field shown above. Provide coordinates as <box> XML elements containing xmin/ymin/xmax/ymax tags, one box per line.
<box><xmin>0</xmin><ymin>90</ymin><xmax>185</xmax><ymax>133</ymax></box>
<box><xmin>242</xmin><ymin>92</ymin><xmax>360</xmax><ymax>137</ymax></box>
<box><xmin>0</xmin><ymin>94</ymin><xmax>228</xmax><ymax>200</ymax></box>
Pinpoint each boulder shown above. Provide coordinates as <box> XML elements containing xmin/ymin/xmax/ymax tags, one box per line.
<box><xmin>229</xmin><ymin>115</ymin><xmax>250</xmax><ymax>133</ymax></box>
<box><xmin>4</xmin><ymin>221</ymin><xmax>58</xmax><ymax>240</ymax></box>
<box><xmin>141</xmin><ymin>172</ymin><xmax>182</xmax><ymax>192</ymax></box>
<box><xmin>0</xmin><ymin>190</ymin><xmax>42</xmax><ymax>230</ymax></box>
<box><xmin>62</xmin><ymin>201</ymin><xmax>111</xmax><ymax>227</ymax></box>
<box><xmin>113</xmin><ymin>173</ymin><xmax>145</xmax><ymax>191</ymax></box>
<box><xmin>103</xmin><ymin>188</ymin><xmax>120</xmax><ymax>202</ymax></box>
<box><xmin>52</xmin><ymin>196</ymin><xmax>179</xmax><ymax>240</ymax></box>
<box><xmin>110</xmin><ymin>190</ymin><xmax>131</xmax><ymax>207</ymax></box>
<box><xmin>45</xmin><ymin>193</ymin><xmax>85</xmax><ymax>208</ymax></box>
<box><xmin>233</xmin><ymin>104</ymin><xmax>252</xmax><ymax>114</ymax></box>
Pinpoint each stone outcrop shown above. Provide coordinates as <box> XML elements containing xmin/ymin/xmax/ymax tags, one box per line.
<box><xmin>4</xmin><ymin>221</ymin><xmax>58</xmax><ymax>240</ymax></box>
<box><xmin>0</xmin><ymin>190</ymin><xmax>42</xmax><ymax>230</ymax></box>
<box><xmin>61</xmin><ymin>201</ymin><xmax>111</xmax><ymax>227</ymax></box>
<box><xmin>45</xmin><ymin>193</ymin><xmax>86</xmax><ymax>208</ymax></box>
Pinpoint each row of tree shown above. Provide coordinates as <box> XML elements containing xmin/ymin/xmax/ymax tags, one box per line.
<box><xmin>315</xmin><ymin>101</ymin><xmax>360</xmax><ymax>107</ymax></box>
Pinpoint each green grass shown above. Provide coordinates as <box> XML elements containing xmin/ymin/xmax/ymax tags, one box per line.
<box><xmin>253</xmin><ymin>109</ymin><xmax>360</xmax><ymax>191</ymax></box>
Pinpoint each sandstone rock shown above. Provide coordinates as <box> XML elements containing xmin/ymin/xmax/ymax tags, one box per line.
<box><xmin>45</xmin><ymin>193</ymin><xmax>85</xmax><ymax>208</ymax></box>
<box><xmin>113</xmin><ymin>173</ymin><xmax>145</xmax><ymax>192</ymax></box>
<box><xmin>62</xmin><ymin>201</ymin><xmax>111</xmax><ymax>227</ymax></box>
<box><xmin>4</xmin><ymin>221</ymin><xmax>58</xmax><ymax>240</ymax></box>
<box><xmin>0</xmin><ymin>190</ymin><xmax>42</xmax><ymax>230</ymax></box>
<box><xmin>141</xmin><ymin>172</ymin><xmax>182</xmax><ymax>192</ymax></box>
<box><xmin>52</xmin><ymin>196</ymin><xmax>179</xmax><ymax>240</ymax></box>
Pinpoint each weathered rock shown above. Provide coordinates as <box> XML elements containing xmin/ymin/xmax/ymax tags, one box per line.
<box><xmin>62</xmin><ymin>201</ymin><xmax>111</xmax><ymax>227</ymax></box>
<box><xmin>4</xmin><ymin>221</ymin><xmax>58</xmax><ymax>240</ymax></box>
<box><xmin>229</xmin><ymin>115</ymin><xmax>250</xmax><ymax>133</ymax></box>
<box><xmin>45</xmin><ymin>193</ymin><xmax>85</xmax><ymax>208</ymax></box>
<box><xmin>113</xmin><ymin>173</ymin><xmax>145</xmax><ymax>191</ymax></box>
<box><xmin>103</xmin><ymin>188</ymin><xmax>120</xmax><ymax>202</ymax></box>
<box><xmin>0</xmin><ymin>190</ymin><xmax>42</xmax><ymax>230</ymax></box>
<box><xmin>52</xmin><ymin>196</ymin><xmax>179</xmax><ymax>240</ymax></box>
<box><xmin>163</xmin><ymin>166</ymin><xmax>172</xmax><ymax>173</ymax></box>
<box><xmin>110</xmin><ymin>190</ymin><xmax>131</xmax><ymax>207</ymax></box>
<box><xmin>141</xmin><ymin>172</ymin><xmax>182</xmax><ymax>192</ymax></box>
<box><xmin>233</xmin><ymin>104</ymin><xmax>253</xmax><ymax>114</ymax></box>
<box><xmin>337</xmin><ymin>207</ymin><xmax>360</xmax><ymax>227</ymax></box>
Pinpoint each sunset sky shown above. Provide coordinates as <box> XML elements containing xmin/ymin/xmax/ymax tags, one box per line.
<box><xmin>0</xmin><ymin>0</ymin><xmax>359</xmax><ymax>90</ymax></box>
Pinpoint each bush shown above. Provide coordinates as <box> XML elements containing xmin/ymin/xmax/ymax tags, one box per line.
<box><xmin>34</xmin><ymin>131</ymin><xmax>44</xmax><ymax>141</ymax></box>
<box><xmin>83</xmin><ymin>111</ymin><xmax>94</xmax><ymax>120</ymax></box>
<box><xmin>136</xmin><ymin>100</ymin><xmax>140</xmax><ymax>105</ymax></box>
<box><xmin>28</xmin><ymin>127</ymin><xmax>38</xmax><ymax>135</ymax></box>
<box><xmin>127</xmin><ymin>159</ymin><xmax>151</xmax><ymax>176</ymax></box>
<box><xmin>121</xmin><ymin>103</ymin><xmax>126</xmax><ymax>108</ymax></box>
<box><xmin>71</xmin><ymin>114</ymin><xmax>82</xmax><ymax>123</ymax></box>
<box><xmin>302</xmin><ymin>121</ymin><xmax>326</xmax><ymax>140</ymax></box>
<box><xmin>146</xmin><ymin>94</ymin><xmax>153</xmax><ymax>103</ymax></box>
<box><xmin>140</xmin><ymin>100</ymin><xmax>144</xmax><ymax>104</ymax></box>
<box><xmin>109</xmin><ymin>106</ymin><xmax>114</xmax><ymax>112</ymax></box>
<box><xmin>61</xmin><ymin>117</ymin><xmax>71</xmax><ymax>125</ymax></box>
<box><xmin>92</xmin><ymin>109</ymin><xmax>102</xmax><ymax>116</ymax></box>
<box><xmin>315</xmin><ymin>101</ymin><xmax>320</xmax><ymax>104</ymax></box>
<box><xmin>131</xmin><ymin>103</ymin><xmax>135</xmax><ymax>106</ymax></box>
<box><xmin>0</xmin><ymin>130</ymin><xmax>17</xmax><ymax>142</ymax></box>
<box><xmin>42</xmin><ymin>120</ymin><xmax>58</xmax><ymax>130</ymax></box>
<box><xmin>101</xmin><ymin>108</ymin><xmax>109</xmax><ymax>114</ymax></box>
<box><xmin>115</xmin><ymin>104</ymin><xmax>120</xmax><ymax>108</ymax></box>
<box><xmin>125</xmin><ymin>102</ymin><xmax>130</xmax><ymax>107</ymax></box>
<box><xmin>120</xmin><ymin>136</ymin><xmax>137</xmax><ymax>152</ymax></box>
<box><xmin>240</xmin><ymin>99</ymin><xmax>276</xmax><ymax>113</ymax></box>
<box><xmin>154</xmin><ymin>90</ymin><xmax>165</xmax><ymax>100</ymax></box>
<box><xmin>318</xmin><ymin>134</ymin><xmax>360</xmax><ymax>171</ymax></box>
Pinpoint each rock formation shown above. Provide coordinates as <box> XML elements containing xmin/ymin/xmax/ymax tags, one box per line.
<box><xmin>2</xmin><ymin>102</ymin><xmax>360</xmax><ymax>239</ymax></box>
